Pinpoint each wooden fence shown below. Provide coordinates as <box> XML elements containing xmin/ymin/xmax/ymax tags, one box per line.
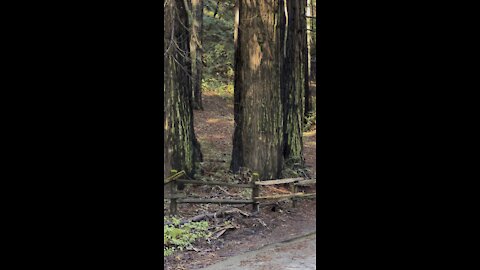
<box><xmin>164</xmin><ymin>170</ymin><xmax>316</xmax><ymax>216</ymax></box>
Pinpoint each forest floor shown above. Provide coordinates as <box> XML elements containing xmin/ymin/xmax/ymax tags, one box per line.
<box><xmin>201</xmin><ymin>233</ymin><xmax>316</xmax><ymax>270</ymax></box>
<box><xmin>164</xmin><ymin>84</ymin><xmax>316</xmax><ymax>270</ymax></box>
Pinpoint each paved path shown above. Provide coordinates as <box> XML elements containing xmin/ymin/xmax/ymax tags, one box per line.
<box><xmin>201</xmin><ymin>232</ymin><xmax>316</xmax><ymax>270</ymax></box>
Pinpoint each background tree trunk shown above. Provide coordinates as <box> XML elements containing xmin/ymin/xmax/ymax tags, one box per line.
<box><xmin>164</xmin><ymin>0</ymin><xmax>202</xmax><ymax>178</ymax></box>
<box><xmin>213</xmin><ymin>0</ymin><xmax>220</xmax><ymax>18</ymax></box>
<box><xmin>190</xmin><ymin>0</ymin><xmax>204</xmax><ymax>110</ymax></box>
<box><xmin>304</xmin><ymin>0</ymin><xmax>313</xmax><ymax>117</ymax></box>
<box><xmin>280</xmin><ymin>0</ymin><xmax>306</xmax><ymax>167</ymax></box>
<box><xmin>231</xmin><ymin>0</ymin><xmax>283</xmax><ymax>180</ymax></box>
<box><xmin>234</xmin><ymin>0</ymin><xmax>239</xmax><ymax>51</ymax></box>
<box><xmin>310</xmin><ymin>0</ymin><xmax>316</xmax><ymax>82</ymax></box>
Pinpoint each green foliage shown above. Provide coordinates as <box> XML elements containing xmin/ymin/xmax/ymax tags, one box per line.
<box><xmin>240</xmin><ymin>188</ymin><xmax>252</xmax><ymax>199</ymax></box>
<box><xmin>304</xmin><ymin>96</ymin><xmax>316</xmax><ymax>132</ymax></box>
<box><xmin>202</xmin><ymin>1</ymin><xmax>235</xmax><ymax>93</ymax></box>
<box><xmin>163</xmin><ymin>217</ymin><xmax>211</xmax><ymax>257</ymax></box>
<box><xmin>304</xmin><ymin>113</ymin><xmax>316</xmax><ymax>132</ymax></box>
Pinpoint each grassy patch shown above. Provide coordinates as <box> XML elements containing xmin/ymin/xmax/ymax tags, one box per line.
<box><xmin>164</xmin><ymin>217</ymin><xmax>211</xmax><ymax>257</ymax></box>
<box><xmin>202</xmin><ymin>0</ymin><xmax>235</xmax><ymax>97</ymax></box>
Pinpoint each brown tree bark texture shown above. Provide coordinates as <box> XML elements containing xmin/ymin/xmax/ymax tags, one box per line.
<box><xmin>280</xmin><ymin>0</ymin><xmax>306</xmax><ymax>165</ymax></box>
<box><xmin>164</xmin><ymin>0</ymin><xmax>202</xmax><ymax>178</ymax></box>
<box><xmin>190</xmin><ymin>0</ymin><xmax>204</xmax><ymax>110</ymax></box>
<box><xmin>232</xmin><ymin>0</ymin><xmax>283</xmax><ymax>180</ymax></box>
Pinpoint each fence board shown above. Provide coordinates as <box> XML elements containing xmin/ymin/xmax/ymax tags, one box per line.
<box><xmin>254</xmin><ymin>177</ymin><xmax>304</xmax><ymax>186</ymax></box>
<box><xmin>176</xmin><ymin>179</ymin><xmax>254</xmax><ymax>188</ymax></box>
<box><xmin>254</xmin><ymin>192</ymin><xmax>305</xmax><ymax>200</ymax></box>
<box><xmin>177</xmin><ymin>198</ymin><xmax>254</xmax><ymax>204</ymax></box>
<box><xmin>294</xmin><ymin>179</ymin><xmax>317</xmax><ymax>186</ymax></box>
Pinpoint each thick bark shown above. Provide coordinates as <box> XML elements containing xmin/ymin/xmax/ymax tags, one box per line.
<box><xmin>164</xmin><ymin>0</ymin><xmax>202</xmax><ymax>178</ymax></box>
<box><xmin>190</xmin><ymin>0</ymin><xmax>204</xmax><ymax>110</ymax></box>
<box><xmin>231</xmin><ymin>0</ymin><xmax>283</xmax><ymax>180</ymax></box>
<box><xmin>280</xmin><ymin>0</ymin><xmax>306</xmax><ymax>166</ymax></box>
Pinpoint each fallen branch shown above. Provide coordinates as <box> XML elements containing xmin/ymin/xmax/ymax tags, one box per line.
<box><xmin>176</xmin><ymin>179</ymin><xmax>254</xmax><ymax>188</ymax></box>
<box><xmin>177</xmin><ymin>198</ymin><xmax>254</xmax><ymax>204</ymax></box>
<box><xmin>215</xmin><ymin>185</ymin><xmax>235</xmax><ymax>196</ymax></box>
<box><xmin>164</xmin><ymin>207</ymin><xmax>250</xmax><ymax>226</ymax></box>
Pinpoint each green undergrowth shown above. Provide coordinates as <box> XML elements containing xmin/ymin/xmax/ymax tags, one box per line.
<box><xmin>202</xmin><ymin>0</ymin><xmax>235</xmax><ymax>96</ymax></box>
<box><xmin>164</xmin><ymin>217</ymin><xmax>210</xmax><ymax>257</ymax></box>
<box><xmin>304</xmin><ymin>96</ymin><xmax>317</xmax><ymax>132</ymax></box>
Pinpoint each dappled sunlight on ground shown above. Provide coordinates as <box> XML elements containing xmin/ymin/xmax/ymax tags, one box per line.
<box><xmin>304</xmin><ymin>130</ymin><xmax>316</xmax><ymax>137</ymax></box>
<box><xmin>305</xmin><ymin>141</ymin><xmax>316</xmax><ymax>146</ymax></box>
<box><xmin>194</xmin><ymin>92</ymin><xmax>235</xmax><ymax>161</ymax></box>
<box><xmin>303</xmin><ymin>130</ymin><xmax>317</xmax><ymax>177</ymax></box>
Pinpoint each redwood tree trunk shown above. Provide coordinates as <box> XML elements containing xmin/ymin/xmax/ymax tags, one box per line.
<box><xmin>164</xmin><ymin>0</ymin><xmax>202</xmax><ymax>178</ymax></box>
<box><xmin>190</xmin><ymin>0</ymin><xmax>204</xmax><ymax>110</ymax></box>
<box><xmin>280</xmin><ymin>0</ymin><xmax>306</xmax><ymax>166</ymax></box>
<box><xmin>304</xmin><ymin>0</ymin><xmax>313</xmax><ymax>117</ymax></box>
<box><xmin>231</xmin><ymin>0</ymin><xmax>283</xmax><ymax>180</ymax></box>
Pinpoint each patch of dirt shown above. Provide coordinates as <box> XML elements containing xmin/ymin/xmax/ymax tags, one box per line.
<box><xmin>303</xmin><ymin>130</ymin><xmax>316</xmax><ymax>176</ymax></box>
<box><xmin>202</xmin><ymin>233</ymin><xmax>316</xmax><ymax>270</ymax></box>
<box><xmin>193</xmin><ymin>92</ymin><xmax>234</xmax><ymax>161</ymax></box>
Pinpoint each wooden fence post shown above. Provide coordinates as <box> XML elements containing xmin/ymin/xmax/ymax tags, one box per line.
<box><xmin>290</xmin><ymin>181</ymin><xmax>297</xmax><ymax>208</ymax></box>
<box><xmin>251</xmin><ymin>173</ymin><xmax>260</xmax><ymax>213</ymax></box>
<box><xmin>169</xmin><ymin>169</ymin><xmax>178</xmax><ymax>216</ymax></box>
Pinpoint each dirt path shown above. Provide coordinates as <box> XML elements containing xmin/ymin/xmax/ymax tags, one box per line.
<box><xmin>201</xmin><ymin>233</ymin><xmax>316</xmax><ymax>270</ymax></box>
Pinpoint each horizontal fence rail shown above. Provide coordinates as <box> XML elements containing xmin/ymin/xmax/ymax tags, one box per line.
<box><xmin>177</xmin><ymin>198</ymin><xmax>255</xmax><ymax>204</ymax></box>
<box><xmin>176</xmin><ymin>179</ymin><xmax>254</xmax><ymax>188</ymax></box>
<box><xmin>164</xmin><ymin>170</ymin><xmax>316</xmax><ymax>216</ymax></box>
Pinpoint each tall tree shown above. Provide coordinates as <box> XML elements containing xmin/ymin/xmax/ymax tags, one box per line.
<box><xmin>310</xmin><ymin>0</ymin><xmax>316</xmax><ymax>82</ymax></box>
<box><xmin>189</xmin><ymin>0</ymin><xmax>204</xmax><ymax>110</ymax></box>
<box><xmin>231</xmin><ymin>0</ymin><xmax>283</xmax><ymax>180</ymax></box>
<box><xmin>280</xmin><ymin>0</ymin><xmax>306</xmax><ymax>166</ymax></box>
<box><xmin>304</xmin><ymin>0</ymin><xmax>314</xmax><ymax>116</ymax></box>
<box><xmin>234</xmin><ymin>0</ymin><xmax>239</xmax><ymax>51</ymax></box>
<box><xmin>164</xmin><ymin>0</ymin><xmax>202</xmax><ymax>178</ymax></box>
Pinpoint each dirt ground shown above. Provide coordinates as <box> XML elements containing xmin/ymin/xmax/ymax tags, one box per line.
<box><xmin>164</xmin><ymin>87</ymin><xmax>316</xmax><ymax>270</ymax></box>
<box><xmin>202</xmin><ymin>233</ymin><xmax>316</xmax><ymax>270</ymax></box>
<box><xmin>164</xmin><ymin>199</ymin><xmax>316</xmax><ymax>269</ymax></box>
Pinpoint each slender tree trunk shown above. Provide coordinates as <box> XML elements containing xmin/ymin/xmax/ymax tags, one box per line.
<box><xmin>231</xmin><ymin>0</ymin><xmax>283</xmax><ymax>180</ymax></box>
<box><xmin>306</xmin><ymin>0</ymin><xmax>312</xmax><ymax>78</ymax></box>
<box><xmin>280</xmin><ymin>0</ymin><xmax>306</xmax><ymax>167</ymax></box>
<box><xmin>310</xmin><ymin>0</ymin><xmax>316</xmax><ymax>81</ymax></box>
<box><xmin>164</xmin><ymin>0</ymin><xmax>202</xmax><ymax>178</ymax></box>
<box><xmin>190</xmin><ymin>0</ymin><xmax>204</xmax><ymax>110</ymax></box>
<box><xmin>304</xmin><ymin>0</ymin><xmax>313</xmax><ymax>116</ymax></box>
<box><xmin>213</xmin><ymin>0</ymin><xmax>220</xmax><ymax>18</ymax></box>
<box><xmin>234</xmin><ymin>0</ymin><xmax>239</xmax><ymax>51</ymax></box>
